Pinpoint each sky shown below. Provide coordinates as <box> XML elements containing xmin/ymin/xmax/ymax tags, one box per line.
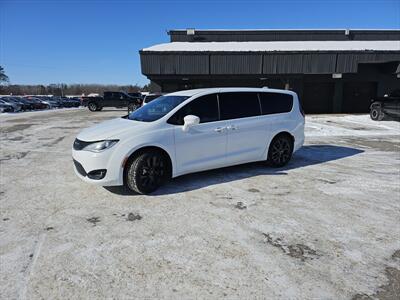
<box><xmin>1</xmin><ymin>0</ymin><xmax>399</xmax><ymax>86</ymax></box>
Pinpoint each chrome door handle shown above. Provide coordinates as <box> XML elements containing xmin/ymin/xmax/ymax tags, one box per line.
<box><xmin>214</xmin><ymin>127</ymin><xmax>225</xmax><ymax>133</ymax></box>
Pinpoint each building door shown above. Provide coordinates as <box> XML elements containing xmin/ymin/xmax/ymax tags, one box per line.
<box><xmin>342</xmin><ymin>82</ymin><xmax>377</xmax><ymax>113</ymax></box>
<box><xmin>302</xmin><ymin>82</ymin><xmax>334</xmax><ymax>113</ymax></box>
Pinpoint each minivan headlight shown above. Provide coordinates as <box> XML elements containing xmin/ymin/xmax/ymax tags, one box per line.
<box><xmin>82</xmin><ymin>140</ymin><xmax>119</xmax><ymax>152</ymax></box>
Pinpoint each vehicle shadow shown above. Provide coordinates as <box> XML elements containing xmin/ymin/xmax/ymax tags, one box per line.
<box><xmin>103</xmin><ymin>145</ymin><xmax>364</xmax><ymax>196</ymax></box>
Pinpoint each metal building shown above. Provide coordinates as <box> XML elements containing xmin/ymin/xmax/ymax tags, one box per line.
<box><xmin>139</xmin><ymin>29</ymin><xmax>400</xmax><ymax>113</ymax></box>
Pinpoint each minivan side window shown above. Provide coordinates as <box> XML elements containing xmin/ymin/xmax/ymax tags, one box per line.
<box><xmin>218</xmin><ymin>92</ymin><xmax>261</xmax><ymax>120</ymax></box>
<box><xmin>168</xmin><ymin>93</ymin><xmax>219</xmax><ymax>125</ymax></box>
<box><xmin>259</xmin><ymin>92</ymin><xmax>293</xmax><ymax>115</ymax></box>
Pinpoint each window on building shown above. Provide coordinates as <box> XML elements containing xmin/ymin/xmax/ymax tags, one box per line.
<box><xmin>259</xmin><ymin>92</ymin><xmax>293</xmax><ymax>115</ymax></box>
<box><xmin>218</xmin><ymin>92</ymin><xmax>261</xmax><ymax>120</ymax></box>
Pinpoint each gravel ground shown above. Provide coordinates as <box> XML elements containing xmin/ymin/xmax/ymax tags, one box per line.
<box><xmin>0</xmin><ymin>108</ymin><xmax>399</xmax><ymax>299</ymax></box>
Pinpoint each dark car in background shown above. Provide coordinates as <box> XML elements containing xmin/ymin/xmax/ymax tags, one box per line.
<box><xmin>2</xmin><ymin>96</ymin><xmax>32</xmax><ymax>111</ymax></box>
<box><xmin>24</xmin><ymin>96</ymin><xmax>50</xmax><ymax>110</ymax></box>
<box><xmin>370</xmin><ymin>89</ymin><xmax>400</xmax><ymax>121</ymax></box>
<box><xmin>0</xmin><ymin>98</ymin><xmax>22</xmax><ymax>112</ymax></box>
<box><xmin>81</xmin><ymin>91</ymin><xmax>142</xmax><ymax>112</ymax></box>
<box><xmin>0</xmin><ymin>101</ymin><xmax>16</xmax><ymax>113</ymax></box>
<box><xmin>142</xmin><ymin>93</ymin><xmax>163</xmax><ymax>106</ymax></box>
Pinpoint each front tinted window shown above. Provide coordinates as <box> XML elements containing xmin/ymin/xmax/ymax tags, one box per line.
<box><xmin>219</xmin><ymin>92</ymin><xmax>260</xmax><ymax>120</ymax></box>
<box><xmin>168</xmin><ymin>94</ymin><xmax>219</xmax><ymax>125</ymax></box>
<box><xmin>259</xmin><ymin>92</ymin><xmax>293</xmax><ymax>115</ymax></box>
<box><xmin>127</xmin><ymin>96</ymin><xmax>189</xmax><ymax>122</ymax></box>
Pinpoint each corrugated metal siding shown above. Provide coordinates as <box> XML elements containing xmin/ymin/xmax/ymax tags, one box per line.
<box><xmin>263</xmin><ymin>54</ymin><xmax>303</xmax><ymax>74</ymax></box>
<box><xmin>140</xmin><ymin>51</ymin><xmax>400</xmax><ymax>76</ymax></box>
<box><xmin>336</xmin><ymin>52</ymin><xmax>400</xmax><ymax>73</ymax></box>
<box><xmin>169</xmin><ymin>30</ymin><xmax>400</xmax><ymax>42</ymax></box>
<box><xmin>140</xmin><ymin>53</ymin><xmax>209</xmax><ymax>75</ymax></box>
<box><xmin>210</xmin><ymin>54</ymin><xmax>262</xmax><ymax>74</ymax></box>
<box><xmin>302</xmin><ymin>53</ymin><xmax>337</xmax><ymax>73</ymax></box>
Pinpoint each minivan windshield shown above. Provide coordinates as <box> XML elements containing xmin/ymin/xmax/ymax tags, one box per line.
<box><xmin>127</xmin><ymin>95</ymin><xmax>189</xmax><ymax>122</ymax></box>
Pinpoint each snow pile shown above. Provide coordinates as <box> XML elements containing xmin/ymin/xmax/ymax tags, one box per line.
<box><xmin>305</xmin><ymin>114</ymin><xmax>400</xmax><ymax>137</ymax></box>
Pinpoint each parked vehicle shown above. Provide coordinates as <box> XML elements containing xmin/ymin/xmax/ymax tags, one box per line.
<box><xmin>72</xmin><ymin>88</ymin><xmax>305</xmax><ymax>194</ymax></box>
<box><xmin>0</xmin><ymin>102</ymin><xmax>15</xmax><ymax>113</ymax></box>
<box><xmin>0</xmin><ymin>98</ymin><xmax>22</xmax><ymax>112</ymax></box>
<box><xmin>1</xmin><ymin>97</ymin><xmax>31</xmax><ymax>111</ymax></box>
<box><xmin>128</xmin><ymin>92</ymin><xmax>143</xmax><ymax>100</ymax></box>
<box><xmin>24</xmin><ymin>97</ymin><xmax>49</xmax><ymax>110</ymax></box>
<box><xmin>81</xmin><ymin>91</ymin><xmax>141</xmax><ymax>112</ymax></box>
<box><xmin>370</xmin><ymin>89</ymin><xmax>400</xmax><ymax>121</ymax></box>
<box><xmin>142</xmin><ymin>93</ymin><xmax>162</xmax><ymax>106</ymax></box>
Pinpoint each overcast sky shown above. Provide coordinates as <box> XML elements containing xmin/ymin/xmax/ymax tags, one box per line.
<box><xmin>1</xmin><ymin>0</ymin><xmax>399</xmax><ymax>86</ymax></box>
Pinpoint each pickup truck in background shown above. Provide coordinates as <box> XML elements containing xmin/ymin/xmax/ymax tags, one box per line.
<box><xmin>370</xmin><ymin>89</ymin><xmax>400</xmax><ymax>121</ymax></box>
<box><xmin>81</xmin><ymin>91</ymin><xmax>142</xmax><ymax>112</ymax></box>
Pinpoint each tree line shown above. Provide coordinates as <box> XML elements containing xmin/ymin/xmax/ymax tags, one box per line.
<box><xmin>0</xmin><ymin>66</ymin><xmax>156</xmax><ymax>96</ymax></box>
<box><xmin>0</xmin><ymin>83</ymin><xmax>148</xmax><ymax>96</ymax></box>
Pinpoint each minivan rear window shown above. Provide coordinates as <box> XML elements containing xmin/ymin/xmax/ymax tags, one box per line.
<box><xmin>259</xmin><ymin>92</ymin><xmax>293</xmax><ymax>115</ymax></box>
<box><xmin>219</xmin><ymin>92</ymin><xmax>261</xmax><ymax>120</ymax></box>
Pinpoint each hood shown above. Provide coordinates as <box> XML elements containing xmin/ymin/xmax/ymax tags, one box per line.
<box><xmin>77</xmin><ymin>117</ymin><xmax>147</xmax><ymax>141</ymax></box>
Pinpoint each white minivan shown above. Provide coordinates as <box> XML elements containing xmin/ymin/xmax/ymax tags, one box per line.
<box><xmin>72</xmin><ymin>88</ymin><xmax>305</xmax><ymax>194</ymax></box>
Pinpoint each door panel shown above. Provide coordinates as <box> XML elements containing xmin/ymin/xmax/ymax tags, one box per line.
<box><xmin>342</xmin><ymin>82</ymin><xmax>377</xmax><ymax>113</ymax></box>
<box><xmin>225</xmin><ymin>116</ymin><xmax>268</xmax><ymax>164</ymax></box>
<box><xmin>173</xmin><ymin>121</ymin><xmax>228</xmax><ymax>175</ymax></box>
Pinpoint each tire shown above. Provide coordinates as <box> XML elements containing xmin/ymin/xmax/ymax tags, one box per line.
<box><xmin>267</xmin><ymin>134</ymin><xmax>294</xmax><ymax>168</ymax></box>
<box><xmin>96</xmin><ymin>106</ymin><xmax>103</xmax><ymax>111</ymax></box>
<box><xmin>128</xmin><ymin>103</ymin><xmax>139</xmax><ymax>112</ymax></box>
<box><xmin>88</xmin><ymin>102</ymin><xmax>98</xmax><ymax>112</ymax></box>
<box><xmin>370</xmin><ymin>106</ymin><xmax>384</xmax><ymax>121</ymax></box>
<box><xmin>125</xmin><ymin>150</ymin><xmax>169</xmax><ymax>194</ymax></box>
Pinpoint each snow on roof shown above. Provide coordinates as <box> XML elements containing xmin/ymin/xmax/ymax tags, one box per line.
<box><xmin>142</xmin><ymin>41</ymin><xmax>400</xmax><ymax>52</ymax></box>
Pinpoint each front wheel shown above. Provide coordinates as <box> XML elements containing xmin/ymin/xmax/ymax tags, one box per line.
<box><xmin>88</xmin><ymin>102</ymin><xmax>98</xmax><ymax>112</ymax></box>
<box><xmin>128</xmin><ymin>103</ymin><xmax>139</xmax><ymax>112</ymax></box>
<box><xmin>125</xmin><ymin>151</ymin><xmax>168</xmax><ymax>194</ymax></box>
<box><xmin>267</xmin><ymin>134</ymin><xmax>293</xmax><ymax>168</ymax></box>
<box><xmin>370</xmin><ymin>107</ymin><xmax>384</xmax><ymax>121</ymax></box>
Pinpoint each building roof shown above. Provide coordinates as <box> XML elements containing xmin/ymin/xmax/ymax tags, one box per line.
<box><xmin>142</xmin><ymin>40</ymin><xmax>400</xmax><ymax>52</ymax></box>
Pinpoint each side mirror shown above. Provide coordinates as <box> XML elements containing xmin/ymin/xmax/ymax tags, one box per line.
<box><xmin>182</xmin><ymin>115</ymin><xmax>200</xmax><ymax>132</ymax></box>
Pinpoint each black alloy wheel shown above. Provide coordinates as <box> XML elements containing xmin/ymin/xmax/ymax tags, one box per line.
<box><xmin>126</xmin><ymin>151</ymin><xmax>168</xmax><ymax>194</ymax></box>
<box><xmin>88</xmin><ymin>102</ymin><xmax>98</xmax><ymax>112</ymax></box>
<box><xmin>370</xmin><ymin>107</ymin><xmax>384</xmax><ymax>121</ymax></box>
<box><xmin>268</xmin><ymin>135</ymin><xmax>293</xmax><ymax>167</ymax></box>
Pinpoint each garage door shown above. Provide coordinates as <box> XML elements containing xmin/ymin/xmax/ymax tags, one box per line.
<box><xmin>302</xmin><ymin>82</ymin><xmax>334</xmax><ymax>113</ymax></box>
<box><xmin>342</xmin><ymin>82</ymin><xmax>377</xmax><ymax>113</ymax></box>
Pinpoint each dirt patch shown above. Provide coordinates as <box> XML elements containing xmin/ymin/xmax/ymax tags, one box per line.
<box><xmin>86</xmin><ymin>217</ymin><xmax>100</xmax><ymax>226</ymax></box>
<box><xmin>0</xmin><ymin>152</ymin><xmax>29</xmax><ymax>162</ymax></box>
<box><xmin>262</xmin><ymin>233</ymin><xmax>320</xmax><ymax>261</ymax></box>
<box><xmin>51</xmin><ymin>126</ymin><xmax>81</xmax><ymax>130</ymax></box>
<box><xmin>392</xmin><ymin>250</ymin><xmax>400</xmax><ymax>260</ymax></box>
<box><xmin>127</xmin><ymin>213</ymin><xmax>142</xmax><ymax>221</ymax></box>
<box><xmin>234</xmin><ymin>202</ymin><xmax>247</xmax><ymax>210</ymax></box>
<box><xmin>43</xmin><ymin>136</ymin><xmax>65</xmax><ymax>147</ymax></box>
<box><xmin>0</xmin><ymin>123</ymin><xmax>36</xmax><ymax>134</ymax></box>
<box><xmin>7</xmin><ymin>136</ymin><xmax>24</xmax><ymax>141</ymax></box>
<box><xmin>248</xmin><ymin>188</ymin><xmax>260</xmax><ymax>193</ymax></box>
<box><xmin>353</xmin><ymin>267</ymin><xmax>400</xmax><ymax>300</ymax></box>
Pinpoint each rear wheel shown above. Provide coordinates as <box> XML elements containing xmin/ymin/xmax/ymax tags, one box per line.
<box><xmin>370</xmin><ymin>106</ymin><xmax>384</xmax><ymax>121</ymax></box>
<box><xmin>125</xmin><ymin>150</ymin><xmax>168</xmax><ymax>194</ymax></box>
<box><xmin>88</xmin><ymin>102</ymin><xmax>98</xmax><ymax>112</ymax></box>
<box><xmin>267</xmin><ymin>134</ymin><xmax>293</xmax><ymax>167</ymax></box>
